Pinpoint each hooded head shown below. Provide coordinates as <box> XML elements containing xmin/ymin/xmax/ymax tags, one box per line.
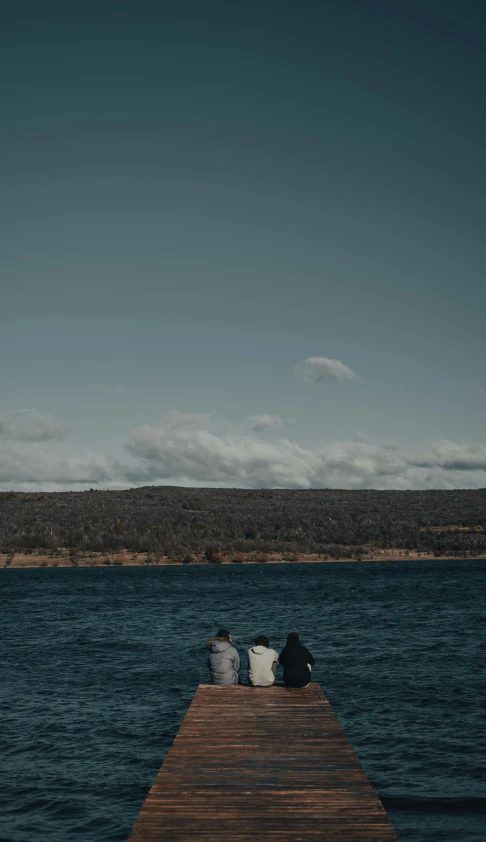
<box><xmin>207</xmin><ymin>628</ymin><xmax>232</xmax><ymax>648</ymax></box>
<box><xmin>255</xmin><ymin>635</ymin><xmax>269</xmax><ymax>648</ymax></box>
<box><xmin>286</xmin><ymin>632</ymin><xmax>300</xmax><ymax>645</ymax></box>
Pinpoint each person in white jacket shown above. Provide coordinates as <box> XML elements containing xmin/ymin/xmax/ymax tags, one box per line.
<box><xmin>247</xmin><ymin>635</ymin><xmax>279</xmax><ymax>687</ymax></box>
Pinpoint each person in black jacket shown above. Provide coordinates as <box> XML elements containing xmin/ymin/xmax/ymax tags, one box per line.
<box><xmin>278</xmin><ymin>632</ymin><xmax>314</xmax><ymax>688</ymax></box>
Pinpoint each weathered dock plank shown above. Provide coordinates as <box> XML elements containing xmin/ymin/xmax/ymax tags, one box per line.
<box><xmin>128</xmin><ymin>683</ymin><xmax>398</xmax><ymax>841</ymax></box>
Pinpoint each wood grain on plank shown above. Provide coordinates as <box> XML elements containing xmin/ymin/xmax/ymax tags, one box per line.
<box><xmin>127</xmin><ymin>683</ymin><xmax>398</xmax><ymax>841</ymax></box>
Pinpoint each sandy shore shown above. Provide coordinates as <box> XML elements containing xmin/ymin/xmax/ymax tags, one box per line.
<box><xmin>1</xmin><ymin>549</ymin><xmax>484</xmax><ymax>568</ymax></box>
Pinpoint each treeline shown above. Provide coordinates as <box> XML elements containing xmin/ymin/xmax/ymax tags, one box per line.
<box><xmin>0</xmin><ymin>487</ymin><xmax>485</xmax><ymax>559</ymax></box>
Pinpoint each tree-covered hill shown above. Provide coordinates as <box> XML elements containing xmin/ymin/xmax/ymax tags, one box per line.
<box><xmin>0</xmin><ymin>487</ymin><xmax>485</xmax><ymax>559</ymax></box>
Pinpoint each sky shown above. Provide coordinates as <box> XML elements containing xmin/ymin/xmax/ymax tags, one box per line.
<box><xmin>1</xmin><ymin>0</ymin><xmax>485</xmax><ymax>491</ymax></box>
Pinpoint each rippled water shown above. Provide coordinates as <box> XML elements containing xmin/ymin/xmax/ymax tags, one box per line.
<box><xmin>1</xmin><ymin>560</ymin><xmax>485</xmax><ymax>842</ymax></box>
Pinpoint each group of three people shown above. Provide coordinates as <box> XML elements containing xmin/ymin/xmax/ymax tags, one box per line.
<box><xmin>207</xmin><ymin>629</ymin><xmax>314</xmax><ymax>688</ymax></box>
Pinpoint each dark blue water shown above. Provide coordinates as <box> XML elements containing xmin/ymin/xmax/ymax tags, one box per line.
<box><xmin>1</xmin><ymin>561</ymin><xmax>485</xmax><ymax>842</ymax></box>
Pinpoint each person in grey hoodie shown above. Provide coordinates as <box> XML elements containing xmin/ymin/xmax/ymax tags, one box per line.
<box><xmin>207</xmin><ymin>629</ymin><xmax>241</xmax><ymax>685</ymax></box>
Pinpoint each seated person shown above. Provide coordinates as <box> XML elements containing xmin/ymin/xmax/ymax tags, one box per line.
<box><xmin>278</xmin><ymin>632</ymin><xmax>314</xmax><ymax>688</ymax></box>
<box><xmin>207</xmin><ymin>629</ymin><xmax>240</xmax><ymax>685</ymax></box>
<box><xmin>248</xmin><ymin>635</ymin><xmax>279</xmax><ymax>687</ymax></box>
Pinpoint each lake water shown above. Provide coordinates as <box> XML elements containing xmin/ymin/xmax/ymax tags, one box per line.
<box><xmin>1</xmin><ymin>560</ymin><xmax>485</xmax><ymax>842</ymax></box>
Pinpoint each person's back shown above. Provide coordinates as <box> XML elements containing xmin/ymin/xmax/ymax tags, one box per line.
<box><xmin>207</xmin><ymin>629</ymin><xmax>240</xmax><ymax>685</ymax></box>
<box><xmin>278</xmin><ymin>632</ymin><xmax>314</xmax><ymax>688</ymax></box>
<box><xmin>247</xmin><ymin>635</ymin><xmax>279</xmax><ymax>687</ymax></box>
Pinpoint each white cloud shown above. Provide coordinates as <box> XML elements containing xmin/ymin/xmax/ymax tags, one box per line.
<box><xmin>249</xmin><ymin>414</ymin><xmax>284</xmax><ymax>432</ymax></box>
<box><xmin>1</xmin><ymin>411</ymin><xmax>486</xmax><ymax>491</ymax></box>
<box><xmin>125</xmin><ymin>414</ymin><xmax>486</xmax><ymax>490</ymax></box>
<box><xmin>0</xmin><ymin>410</ymin><xmax>69</xmax><ymax>442</ymax></box>
<box><xmin>0</xmin><ymin>442</ymin><xmax>119</xmax><ymax>485</ymax></box>
<box><xmin>126</xmin><ymin>420</ymin><xmax>315</xmax><ymax>488</ymax></box>
<box><xmin>411</xmin><ymin>441</ymin><xmax>486</xmax><ymax>472</ymax></box>
<box><xmin>295</xmin><ymin>357</ymin><xmax>361</xmax><ymax>385</ymax></box>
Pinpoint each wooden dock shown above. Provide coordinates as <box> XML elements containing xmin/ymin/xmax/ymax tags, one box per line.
<box><xmin>128</xmin><ymin>683</ymin><xmax>398</xmax><ymax>841</ymax></box>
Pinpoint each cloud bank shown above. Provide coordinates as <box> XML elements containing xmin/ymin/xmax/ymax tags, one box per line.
<box><xmin>0</xmin><ymin>442</ymin><xmax>118</xmax><ymax>485</ymax></box>
<box><xmin>1</xmin><ymin>410</ymin><xmax>486</xmax><ymax>492</ymax></box>
<box><xmin>0</xmin><ymin>410</ymin><xmax>69</xmax><ymax>442</ymax></box>
<box><xmin>125</xmin><ymin>416</ymin><xmax>486</xmax><ymax>490</ymax></box>
<box><xmin>295</xmin><ymin>357</ymin><xmax>361</xmax><ymax>385</ymax></box>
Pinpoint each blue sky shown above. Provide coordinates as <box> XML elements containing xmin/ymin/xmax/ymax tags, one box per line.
<box><xmin>1</xmin><ymin>0</ymin><xmax>485</xmax><ymax>490</ymax></box>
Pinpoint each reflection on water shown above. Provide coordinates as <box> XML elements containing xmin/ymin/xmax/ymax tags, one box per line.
<box><xmin>1</xmin><ymin>560</ymin><xmax>485</xmax><ymax>841</ymax></box>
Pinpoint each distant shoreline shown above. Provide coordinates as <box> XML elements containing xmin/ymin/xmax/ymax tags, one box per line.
<box><xmin>1</xmin><ymin>550</ymin><xmax>484</xmax><ymax>569</ymax></box>
<box><xmin>2</xmin><ymin>489</ymin><xmax>484</xmax><ymax>567</ymax></box>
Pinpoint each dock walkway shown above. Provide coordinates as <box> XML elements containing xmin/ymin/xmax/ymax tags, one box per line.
<box><xmin>128</xmin><ymin>683</ymin><xmax>398</xmax><ymax>841</ymax></box>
